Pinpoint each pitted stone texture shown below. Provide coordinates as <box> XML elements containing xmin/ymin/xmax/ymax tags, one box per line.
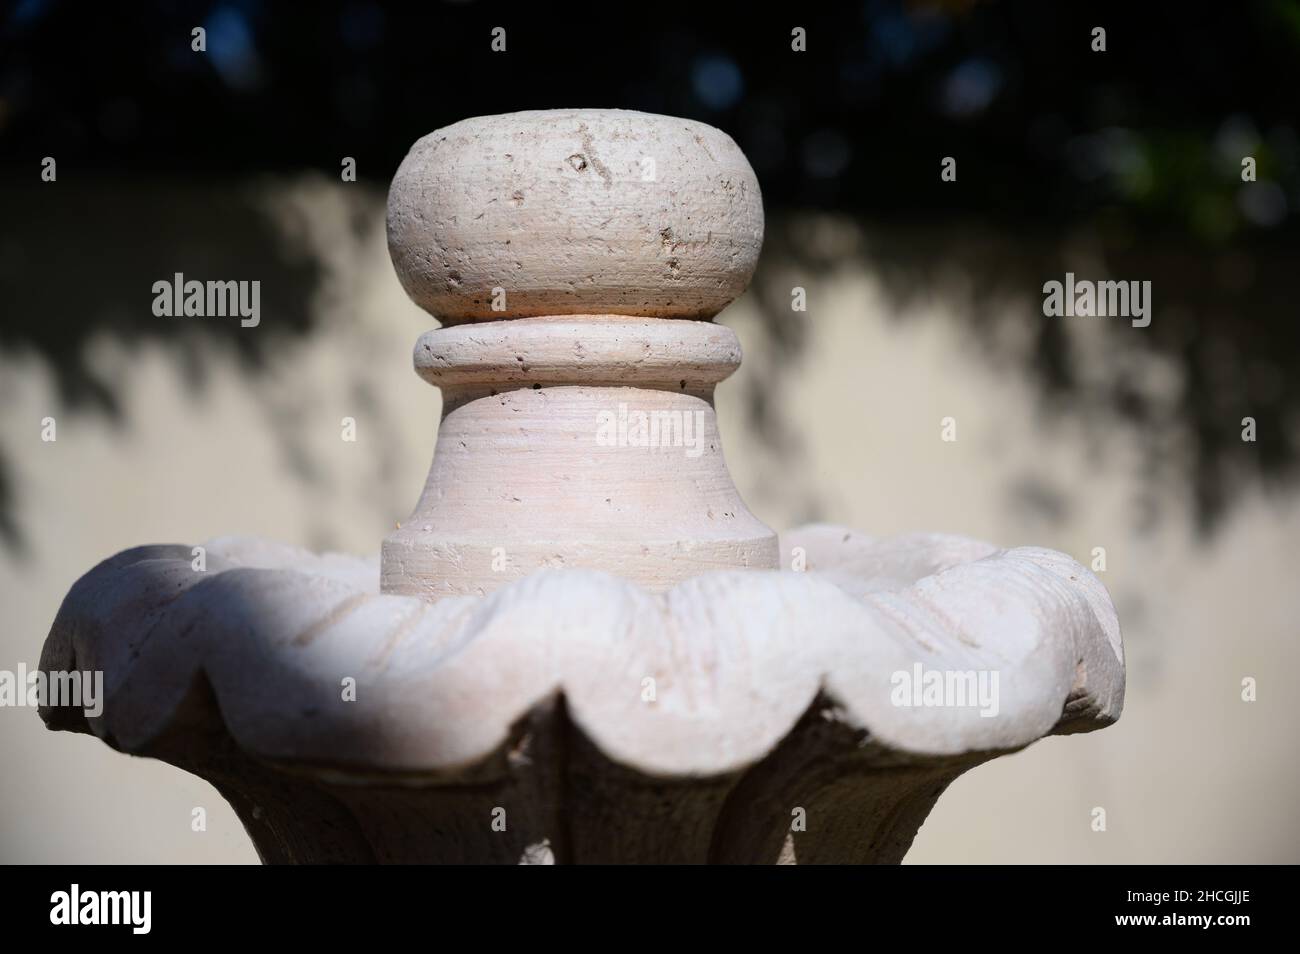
<box><xmin>386</xmin><ymin>109</ymin><xmax>764</xmax><ymax>324</ymax></box>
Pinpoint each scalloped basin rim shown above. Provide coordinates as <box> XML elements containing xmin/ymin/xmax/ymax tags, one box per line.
<box><xmin>38</xmin><ymin>526</ymin><xmax>1125</xmax><ymax>779</ymax></box>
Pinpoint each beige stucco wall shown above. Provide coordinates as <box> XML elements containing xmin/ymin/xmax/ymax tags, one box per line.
<box><xmin>2</xmin><ymin>179</ymin><xmax>1295</xmax><ymax>862</ymax></box>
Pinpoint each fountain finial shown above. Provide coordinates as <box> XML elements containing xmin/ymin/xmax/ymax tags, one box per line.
<box><xmin>380</xmin><ymin>109</ymin><xmax>778</xmax><ymax>600</ymax></box>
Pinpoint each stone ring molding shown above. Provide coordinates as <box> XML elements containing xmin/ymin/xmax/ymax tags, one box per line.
<box><xmin>38</xmin><ymin>109</ymin><xmax>1125</xmax><ymax>865</ymax></box>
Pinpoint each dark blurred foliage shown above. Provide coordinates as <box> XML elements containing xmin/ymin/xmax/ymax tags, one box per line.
<box><xmin>5</xmin><ymin>1</ymin><xmax>1298</xmax><ymax>224</ymax></box>
<box><xmin>2</xmin><ymin>0</ymin><xmax>1299</xmax><ymax>544</ymax></box>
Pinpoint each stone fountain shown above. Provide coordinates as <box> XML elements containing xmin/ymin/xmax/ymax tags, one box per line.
<box><xmin>38</xmin><ymin>109</ymin><xmax>1125</xmax><ymax>864</ymax></box>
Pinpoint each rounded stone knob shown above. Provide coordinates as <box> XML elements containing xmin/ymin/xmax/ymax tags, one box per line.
<box><xmin>386</xmin><ymin>109</ymin><xmax>764</xmax><ymax>324</ymax></box>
